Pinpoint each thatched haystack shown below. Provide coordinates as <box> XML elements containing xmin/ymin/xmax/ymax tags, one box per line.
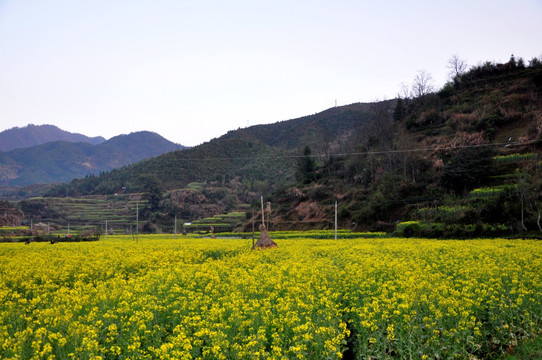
<box><xmin>252</xmin><ymin>224</ymin><xmax>277</xmax><ymax>249</ymax></box>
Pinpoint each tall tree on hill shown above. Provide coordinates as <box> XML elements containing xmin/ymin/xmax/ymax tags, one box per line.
<box><xmin>447</xmin><ymin>54</ymin><xmax>468</xmax><ymax>80</ymax></box>
<box><xmin>393</xmin><ymin>98</ymin><xmax>407</xmax><ymax>122</ymax></box>
<box><xmin>139</xmin><ymin>174</ymin><xmax>164</xmax><ymax>212</ymax></box>
<box><xmin>411</xmin><ymin>70</ymin><xmax>434</xmax><ymax>98</ymax></box>
<box><xmin>296</xmin><ymin>146</ymin><xmax>317</xmax><ymax>184</ymax></box>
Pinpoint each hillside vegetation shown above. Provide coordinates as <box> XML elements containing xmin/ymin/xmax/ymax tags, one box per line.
<box><xmin>46</xmin><ymin>103</ymin><xmax>379</xmax><ymax>194</ymax></box>
<box><xmin>277</xmin><ymin>55</ymin><xmax>542</xmax><ymax>236</ymax></box>
<box><xmin>16</xmin><ymin>55</ymin><xmax>542</xmax><ymax>237</ymax></box>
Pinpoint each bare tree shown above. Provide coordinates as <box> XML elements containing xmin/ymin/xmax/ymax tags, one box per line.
<box><xmin>398</xmin><ymin>82</ymin><xmax>412</xmax><ymax>99</ymax></box>
<box><xmin>411</xmin><ymin>70</ymin><xmax>434</xmax><ymax>98</ymax></box>
<box><xmin>447</xmin><ymin>54</ymin><xmax>468</xmax><ymax>79</ymax></box>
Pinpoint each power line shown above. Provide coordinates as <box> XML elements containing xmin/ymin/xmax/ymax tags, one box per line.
<box><xmin>169</xmin><ymin>140</ymin><xmax>538</xmax><ymax>162</ymax></box>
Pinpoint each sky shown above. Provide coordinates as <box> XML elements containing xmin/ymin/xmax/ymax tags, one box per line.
<box><xmin>1</xmin><ymin>1</ymin><xmax>541</xmax><ymax>147</ymax></box>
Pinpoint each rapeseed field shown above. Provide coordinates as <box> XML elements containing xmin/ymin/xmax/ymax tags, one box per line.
<box><xmin>0</xmin><ymin>236</ymin><xmax>540</xmax><ymax>359</ymax></box>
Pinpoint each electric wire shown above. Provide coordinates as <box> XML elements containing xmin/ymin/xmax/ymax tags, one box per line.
<box><xmin>169</xmin><ymin>139</ymin><xmax>538</xmax><ymax>162</ymax></box>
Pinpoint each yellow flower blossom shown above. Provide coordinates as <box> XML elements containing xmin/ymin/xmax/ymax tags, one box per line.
<box><xmin>0</xmin><ymin>235</ymin><xmax>540</xmax><ymax>359</ymax></box>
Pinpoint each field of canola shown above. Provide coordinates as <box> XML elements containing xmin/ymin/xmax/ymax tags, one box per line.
<box><xmin>0</xmin><ymin>235</ymin><xmax>541</xmax><ymax>359</ymax></box>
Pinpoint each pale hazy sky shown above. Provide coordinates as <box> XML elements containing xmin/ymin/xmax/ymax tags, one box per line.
<box><xmin>1</xmin><ymin>1</ymin><xmax>541</xmax><ymax>146</ymax></box>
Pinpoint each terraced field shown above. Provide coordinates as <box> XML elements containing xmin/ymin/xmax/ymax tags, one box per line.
<box><xmin>22</xmin><ymin>194</ymin><xmax>147</xmax><ymax>234</ymax></box>
<box><xmin>185</xmin><ymin>212</ymin><xmax>247</xmax><ymax>233</ymax></box>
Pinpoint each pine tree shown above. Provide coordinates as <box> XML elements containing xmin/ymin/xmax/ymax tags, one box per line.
<box><xmin>296</xmin><ymin>146</ymin><xmax>317</xmax><ymax>184</ymax></box>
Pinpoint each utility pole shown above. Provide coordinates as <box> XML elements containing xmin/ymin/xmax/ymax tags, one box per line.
<box><xmin>260</xmin><ymin>196</ymin><xmax>265</xmax><ymax>225</ymax></box>
<box><xmin>136</xmin><ymin>202</ymin><xmax>139</xmax><ymax>242</ymax></box>
<box><xmin>266</xmin><ymin>202</ymin><xmax>271</xmax><ymax>230</ymax></box>
<box><xmin>105</xmin><ymin>219</ymin><xmax>108</xmax><ymax>239</ymax></box>
<box><xmin>174</xmin><ymin>215</ymin><xmax>177</xmax><ymax>240</ymax></box>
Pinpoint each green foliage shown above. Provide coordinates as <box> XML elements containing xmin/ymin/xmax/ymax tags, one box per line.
<box><xmin>138</xmin><ymin>174</ymin><xmax>164</xmax><ymax>212</ymax></box>
<box><xmin>494</xmin><ymin>153</ymin><xmax>538</xmax><ymax>164</ymax></box>
<box><xmin>438</xmin><ymin>81</ymin><xmax>455</xmax><ymax>97</ymax></box>
<box><xmin>395</xmin><ymin>220</ymin><xmax>509</xmax><ymax>238</ymax></box>
<box><xmin>440</xmin><ymin>146</ymin><xmax>496</xmax><ymax>194</ymax></box>
<box><xmin>19</xmin><ymin>199</ymin><xmax>59</xmax><ymax>219</ymax></box>
<box><xmin>501</xmin><ymin>334</ymin><xmax>542</xmax><ymax>360</ymax></box>
<box><xmin>395</xmin><ymin>221</ymin><xmax>421</xmax><ymax>236</ymax></box>
<box><xmin>469</xmin><ymin>185</ymin><xmax>516</xmax><ymax>198</ymax></box>
<box><xmin>416</xmin><ymin>205</ymin><xmax>467</xmax><ymax>223</ymax></box>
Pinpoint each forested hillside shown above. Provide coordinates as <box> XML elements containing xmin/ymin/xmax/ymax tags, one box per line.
<box><xmin>44</xmin><ymin>102</ymin><xmax>379</xmax><ymax>196</ymax></box>
<box><xmin>220</xmin><ymin>102</ymin><xmax>387</xmax><ymax>150</ymax></box>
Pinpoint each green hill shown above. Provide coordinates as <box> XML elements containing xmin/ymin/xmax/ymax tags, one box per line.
<box><xmin>44</xmin><ymin>102</ymin><xmax>379</xmax><ymax>196</ymax></box>
<box><xmin>219</xmin><ymin>102</ymin><xmax>385</xmax><ymax>149</ymax></box>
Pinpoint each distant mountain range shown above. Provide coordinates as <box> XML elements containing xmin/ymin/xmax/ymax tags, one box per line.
<box><xmin>0</xmin><ymin>124</ymin><xmax>106</xmax><ymax>151</ymax></box>
<box><xmin>0</xmin><ymin>125</ymin><xmax>186</xmax><ymax>186</ymax></box>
